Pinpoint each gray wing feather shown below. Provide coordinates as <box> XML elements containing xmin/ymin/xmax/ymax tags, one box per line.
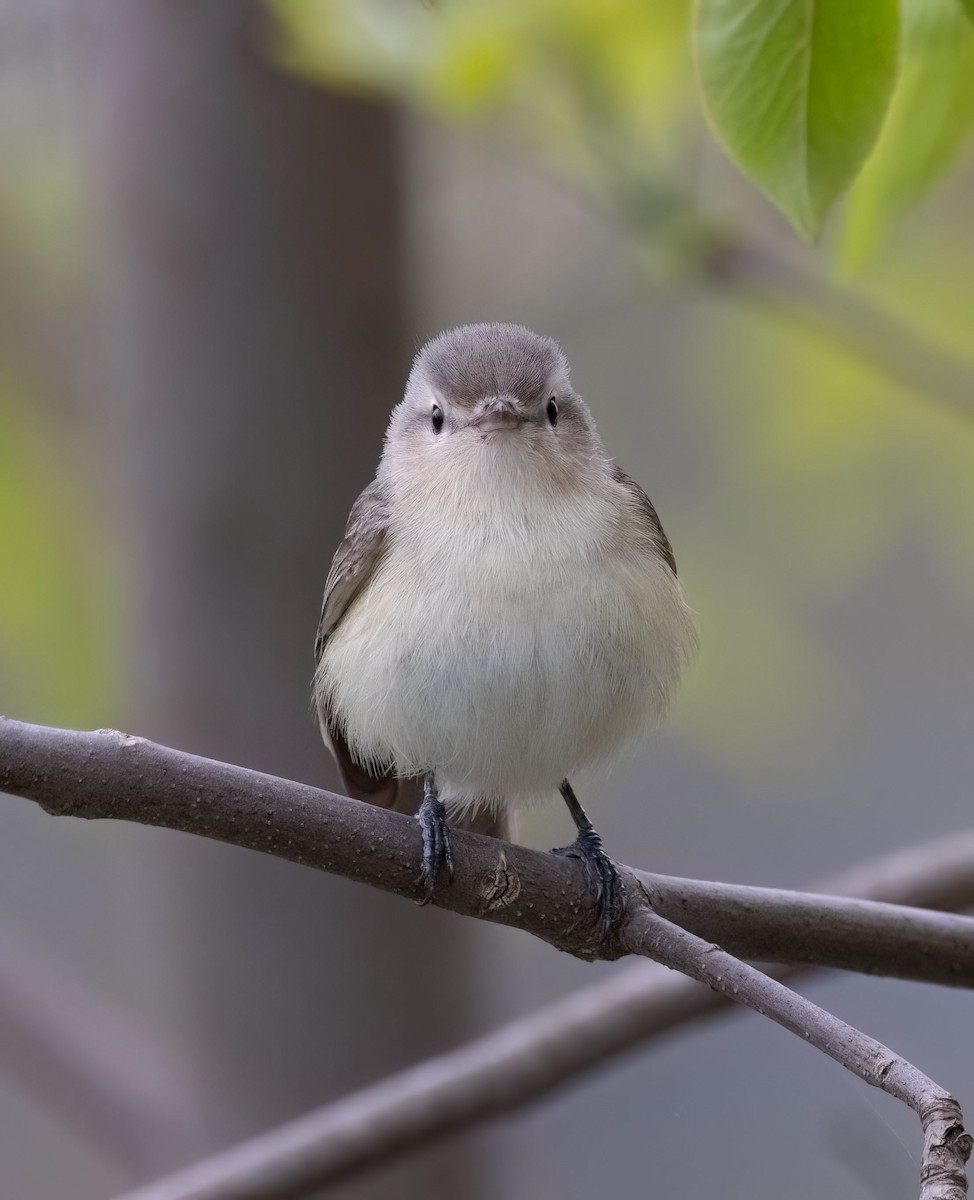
<box><xmin>314</xmin><ymin>477</ymin><xmax>389</xmax><ymax>663</ymax></box>
<box><xmin>314</xmin><ymin>479</ymin><xmax>398</xmax><ymax>805</ymax></box>
<box><xmin>314</xmin><ymin>479</ymin><xmax>513</xmax><ymax>839</ymax></box>
<box><xmin>610</xmin><ymin>463</ymin><xmax>678</xmax><ymax>576</ymax></box>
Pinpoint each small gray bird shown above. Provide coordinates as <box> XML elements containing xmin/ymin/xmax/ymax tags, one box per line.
<box><xmin>314</xmin><ymin>323</ymin><xmax>696</xmax><ymax>928</ymax></box>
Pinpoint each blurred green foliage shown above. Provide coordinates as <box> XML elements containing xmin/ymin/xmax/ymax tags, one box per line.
<box><xmin>272</xmin><ymin>0</ymin><xmax>974</xmax><ymax>246</ymax></box>
<box><xmin>841</xmin><ymin>0</ymin><xmax>974</xmax><ymax>266</ymax></box>
<box><xmin>0</xmin><ymin>65</ymin><xmax>118</xmax><ymax>730</ymax></box>
<box><xmin>0</xmin><ymin>377</ymin><xmax>120</xmax><ymax>726</ymax></box>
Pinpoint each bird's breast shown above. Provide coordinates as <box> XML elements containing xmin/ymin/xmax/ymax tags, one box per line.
<box><xmin>320</xmin><ymin>469</ymin><xmax>694</xmax><ymax>808</ymax></box>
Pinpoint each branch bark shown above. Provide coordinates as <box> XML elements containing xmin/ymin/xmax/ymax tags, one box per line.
<box><xmin>635</xmin><ymin>868</ymin><xmax>974</xmax><ymax>983</ymax></box>
<box><xmin>2</xmin><ymin>718</ymin><xmax>974</xmax><ymax>979</ymax></box>
<box><xmin>112</xmin><ymin>819</ymin><xmax>974</xmax><ymax>1200</ymax></box>
<box><xmin>1</xmin><ymin>718</ymin><xmax>970</xmax><ymax>1199</ymax></box>
<box><xmin>108</xmin><ymin>820</ymin><xmax>974</xmax><ymax>1198</ymax></box>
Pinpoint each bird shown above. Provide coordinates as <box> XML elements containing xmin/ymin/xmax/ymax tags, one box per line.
<box><xmin>314</xmin><ymin>322</ymin><xmax>697</xmax><ymax>929</ymax></box>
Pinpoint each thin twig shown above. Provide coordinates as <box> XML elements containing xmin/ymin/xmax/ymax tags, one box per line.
<box><xmin>622</xmin><ymin>898</ymin><xmax>972</xmax><ymax>1200</ymax></box>
<box><xmin>111</xmin><ymin>956</ymin><xmax>971</xmax><ymax>1199</ymax></box>
<box><xmin>705</xmin><ymin>236</ymin><xmax>974</xmax><ymax>422</ymax></box>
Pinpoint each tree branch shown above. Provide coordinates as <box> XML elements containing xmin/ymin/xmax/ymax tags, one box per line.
<box><xmin>112</xmin><ymin>816</ymin><xmax>974</xmax><ymax>1200</ymax></box>
<box><xmin>622</xmin><ymin>897</ymin><xmax>972</xmax><ymax>1200</ymax></box>
<box><xmin>114</xmin><ymin>964</ymin><xmax>710</xmax><ymax>1200</ymax></box>
<box><xmin>705</xmin><ymin>235</ymin><xmax>974</xmax><ymax>422</ymax></box>
<box><xmin>113</xmin><ymin>964</ymin><xmax>971</xmax><ymax>1200</ymax></box>
<box><xmin>2</xmin><ymin>717</ymin><xmax>974</xmax><ymax>980</ymax></box>
<box><xmin>635</xmin><ymin>868</ymin><xmax>974</xmax><ymax>984</ymax></box>
<box><xmin>1</xmin><ymin>718</ymin><xmax>971</xmax><ymax>1199</ymax></box>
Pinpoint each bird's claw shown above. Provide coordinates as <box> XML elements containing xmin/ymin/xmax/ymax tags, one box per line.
<box><xmin>552</xmin><ymin>827</ymin><xmax>626</xmax><ymax>933</ymax></box>
<box><xmin>416</xmin><ymin>785</ymin><xmax>453</xmax><ymax>905</ymax></box>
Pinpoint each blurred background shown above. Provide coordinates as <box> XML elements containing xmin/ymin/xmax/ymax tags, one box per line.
<box><xmin>2</xmin><ymin>1</ymin><xmax>974</xmax><ymax>1197</ymax></box>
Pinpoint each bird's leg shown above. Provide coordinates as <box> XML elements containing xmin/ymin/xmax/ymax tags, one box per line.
<box><xmin>416</xmin><ymin>773</ymin><xmax>454</xmax><ymax>905</ymax></box>
<box><xmin>552</xmin><ymin>780</ymin><xmax>626</xmax><ymax>932</ymax></box>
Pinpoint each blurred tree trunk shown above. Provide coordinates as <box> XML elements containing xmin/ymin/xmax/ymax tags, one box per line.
<box><xmin>81</xmin><ymin>3</ymin><xmax>488</xmax><ymax>1196</ymax></box>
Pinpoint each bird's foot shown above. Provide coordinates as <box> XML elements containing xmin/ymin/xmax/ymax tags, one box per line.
<box><xmin>416</xmin><ymin>778</ymin><xmax>454</xmax><ymax>905</ymax></box>
<box><xmin>552</xmin><ymin>824</ymin><xmax>626</xmax><ymax>933</ymax></box>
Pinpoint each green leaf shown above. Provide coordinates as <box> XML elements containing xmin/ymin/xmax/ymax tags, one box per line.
<box><xmin>962</xmin><ymin>0</ymin><xmax>974</xmax><ymax>26</ymax></box>
<box><xmin>840</xmin><ymin>0</ymin><xmax>974</xmax><ymax>267</ymax></box>
<box><xmin>695</xmin><ymin>0</ymin><xmax>900</xmax><ymax>238</ymax></box>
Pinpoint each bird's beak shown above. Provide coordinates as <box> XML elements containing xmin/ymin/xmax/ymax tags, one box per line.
<box><xmin>471</xmin><ymin>397</ymin><xmax>523</xmax><ymax>433</ymax></box>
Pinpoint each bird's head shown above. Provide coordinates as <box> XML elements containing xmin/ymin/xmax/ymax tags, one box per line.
<box><xmin>386</xmin><ymin>324</ymin><xmax>599</xmax><ymax>481</ymax></box>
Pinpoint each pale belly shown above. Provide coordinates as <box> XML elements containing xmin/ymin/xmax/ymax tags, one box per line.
<box><xmin>320</xmin><ymin>524</ymin><xmax>691</xmax><ymax>813</ymax></box>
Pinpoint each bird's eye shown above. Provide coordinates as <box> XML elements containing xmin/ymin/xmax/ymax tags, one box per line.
<box><xmin>431</xmin><ymin>404</ymin><xmax>444</xmax><ymax>434</ymax></box>
<box><xmin>546</xmin><ymin>397</ymin><xmax>558</xmax><ymax>426</ymax></box>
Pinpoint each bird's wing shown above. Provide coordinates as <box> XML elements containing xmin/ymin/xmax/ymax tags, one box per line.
<box><xmin>314</xmin><ymin>478</ymin><xmax>398</xmax><ymax>806</ymax></box>
<box><xmin>610</xmin><ymin>463</ymin><xmax>678</xmax><ymax>576</ymax></box>
<box><xmin>315</xmin><ymin>479</ymin><xmax>513</xmax><ymax>840</ymax></box>
<box><xmin>315</xmin><ymin>478</ymin><xmax>389</xmax><ymax>660</ymax></box>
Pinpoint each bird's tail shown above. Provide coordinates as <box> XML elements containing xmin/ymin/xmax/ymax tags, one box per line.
<box><xmin>323</xmin><ymin>720</ymin><xmax>514</xmax><ymax>842</ymax></box>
